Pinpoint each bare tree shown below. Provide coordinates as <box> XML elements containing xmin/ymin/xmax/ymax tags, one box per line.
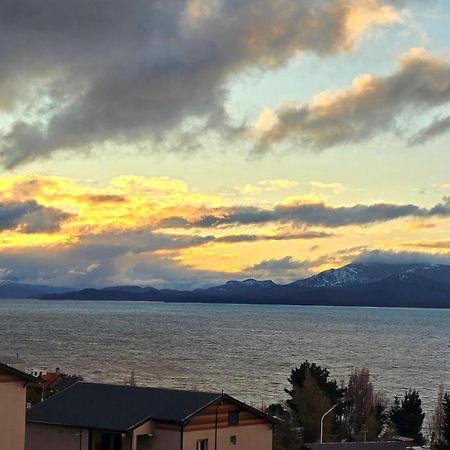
<box><xmin>343</xmin><ymin>368</ymin><xmax>374</xmax><ymax>440</ymax></box>
<box><xmin>430</xmin><ymin>384</ymin><xmax>445</xmax><ymax>448</ymax></box>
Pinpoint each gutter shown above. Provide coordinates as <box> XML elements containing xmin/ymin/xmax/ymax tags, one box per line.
<box><xmin>180</xmin><ymin>423</ymin><xmax>184</xmax><ymax>450</ymax></box>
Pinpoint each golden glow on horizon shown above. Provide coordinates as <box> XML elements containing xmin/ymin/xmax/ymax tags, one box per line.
<box><xmin>0</xmin><ymin>174</ymin><xmax>449</xmax><ymax>277</ymax></box>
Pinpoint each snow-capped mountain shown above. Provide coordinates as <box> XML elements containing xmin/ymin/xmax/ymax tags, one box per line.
<box><xmin>292</xmin><ymin>262</ymin><xmax>450</xmax><ymax>288</ymax></box>
<box><xmin>37</xmin><ymin>262</ymin><xmax>450</xmax><ymax>308</ymax></box>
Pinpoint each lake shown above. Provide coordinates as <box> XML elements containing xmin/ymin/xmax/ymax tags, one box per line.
<box><xmin>1</xmin><ymin>300</ymin><xmax>449</xmax><ymax>414</ymax></box>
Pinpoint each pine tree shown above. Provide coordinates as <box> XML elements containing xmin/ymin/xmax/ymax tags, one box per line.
<box><xmin>285</xmin><ymin>361</ymin><xmax>345</xmax><ymax>443</ymax></box>
<box><xmin>389</xmin><ymin>390</ymin><xmax>425</xmax><ymax>445</ymax></box>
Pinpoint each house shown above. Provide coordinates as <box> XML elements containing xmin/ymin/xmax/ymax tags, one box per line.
<box><xmin>29</xmin><ymin>367</ymin><xmax>81</xmax><ymax>397</ymax></box>
<box><xmin>0</xmin><ymin>361</ymin><xmax>38</xmax><ymax>450</ymax></box>
<box><xmin>26</xmin><ymin>368</ymin><xmax>82</xmax><ymax>407</ymax></box>
<box><xmin>26</xmin><ymin>382</ymin><xmax>274</xmax><ymax>450</ymax></box>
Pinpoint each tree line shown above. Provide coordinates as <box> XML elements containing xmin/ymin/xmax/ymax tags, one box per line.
<box><xmin>267</xmin><ymin>361</ymin><xmax>450</xmax><ymax>450</ymax></box>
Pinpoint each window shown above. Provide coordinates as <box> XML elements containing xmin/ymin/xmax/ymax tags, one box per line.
<box><xmin>230</xmin><ymin>435</ymin><xmax>237</xmax><ymax>445</ymax></box>
<box><xmin>197</xmin><ymin>439</ymin><xmax>208</xmax><ymax>450</ymax></box>
<box><xmin>228</xmin><ymin>410</ymin><xmax>240</xmax><ymax>426</ymax></box>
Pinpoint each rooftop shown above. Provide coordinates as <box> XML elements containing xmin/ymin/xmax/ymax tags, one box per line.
<box><xmin>307</xmin><ymin>442</ymin><xmax>407</xmax><ymax>450</ymax></box>
<box><xmin>27</xmin><ymin>382</ymin><xmax>225</xmax><ymax>431</ymax></box>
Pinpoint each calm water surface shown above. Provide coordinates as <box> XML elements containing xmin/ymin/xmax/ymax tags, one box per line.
<box><xmin>1</xmin><ymin>300</ymin><xmax>449</xmax><ymax>413</ymax></box>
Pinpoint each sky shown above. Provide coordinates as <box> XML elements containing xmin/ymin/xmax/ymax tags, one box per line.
<box><xmin>1</xmin><ymin>0</ymin><xmax>450</xmax><ymax>289</ymax></box>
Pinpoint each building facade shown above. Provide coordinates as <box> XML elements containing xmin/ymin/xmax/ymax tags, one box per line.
<box><xmin>0</xmin><ymin>361</ymin><xmax>37</xmax><ymax>450</ymax></box>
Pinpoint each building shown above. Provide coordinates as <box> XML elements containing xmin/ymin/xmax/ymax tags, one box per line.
<box><xmin>0</xmin><ymin>361</ymin><xmax>38</xmax><ymax>450</ymax></box>
<box><xmin>26</xmin><ymin>382</ymin><xmax>274</xmax><ymax>450</ymax></box>
<box><xmin>29</xmin><ymin>367</ymin><xmax>81</xmax><ymax>398</ymax></box>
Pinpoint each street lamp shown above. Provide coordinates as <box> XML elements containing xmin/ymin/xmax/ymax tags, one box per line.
<box><xmin>320</xmin><ymin>404</ymin><xmax>337</xmax><ymax>444</ymax></box>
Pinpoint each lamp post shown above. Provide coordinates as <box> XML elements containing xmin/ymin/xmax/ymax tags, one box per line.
<box><xmin>320</xmin><ymin>404</ymin><xmax>337</xmax><ymax>443</ymax></box>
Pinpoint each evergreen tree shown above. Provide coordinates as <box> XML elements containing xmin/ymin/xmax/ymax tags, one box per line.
<box><xmin>286</xmin><ymin>361</ymin><xmax>345</xmax><ymax>408</ymax></box>
<box><xmin>285</xmin><ymin>361</ymin><xmax>345</xmax><ymax>443</ymax></box>
<box><xmin>389</xmin><ymin>390</ymin><xmax>425</xmax><ymax>445</ymax></box>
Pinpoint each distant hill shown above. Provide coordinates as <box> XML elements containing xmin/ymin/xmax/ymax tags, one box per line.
<box><xmin>0</xmin><ymin>282</ymin><xmax>69</xmax><ymax>299</ymax></box>
<box><xmin>41</xmin><ymin>287</ymin><xmax>164</xmax><ymax>301</ymax></box>
<box><xmin>34</xmin><ymin>262</ymin><xmax>450</xmax><ymax>308</ymax></box>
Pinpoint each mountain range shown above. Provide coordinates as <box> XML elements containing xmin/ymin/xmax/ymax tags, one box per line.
<box><xmin>2</xmin><ymin>262</ymin><xmax>450</xmax><ymax>308</ymax></box>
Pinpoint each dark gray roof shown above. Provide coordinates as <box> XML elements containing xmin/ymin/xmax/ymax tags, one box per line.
<box><xmin>0</xmin><ymin>361</ymin><xmax>37</xmax><ymax>383</ymax></box>
<box><xmin>308</xmin><ymin>442</ymin><xmax>406</xmax><ymax>450</ymax></box>
<box><xmin>27</xmin><ymin>382</ymin><xmax>223</xmax><ymax>431</ymax></box>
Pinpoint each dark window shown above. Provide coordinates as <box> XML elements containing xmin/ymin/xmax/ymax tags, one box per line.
<box><xmin>228</xmin><ymin>410</ymin><xmax>240</xmax><ymax>426</ymax></box>
<box><xmin>101</xmin><ymin>433</ymin><xmax>110</xmax><ymax>450</ymax></box>
<box><xmin>196</xmin><ymin>439</ymin><xmax>208</xmax><ymax>450</ymax></box>
<box><xmin>230</xmin><ymin>435</ymin><xmax>237</xmax><ymax>444</ymax></box>
<box><xmin>113</xmin><ymin>434</ymin><xmax>122</xmax><ymax>450</ymax></box>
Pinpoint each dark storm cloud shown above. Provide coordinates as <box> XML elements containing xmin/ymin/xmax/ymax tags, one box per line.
<box><xmin>160</xmin><ymin>197</ymin><xmax>450</xmax><ymax>229</ymax></box>
<box><xmin>161</xmin><ymin>202</ymin><xmax>427</xmax><ymax>228</ymax></box>
<box><xmin>214</xmin><ymin>231</ymin><xmax>334</xmax><ymax>243</ymax></box>
<box><xmin>0</xmin><ymin>0</ymin><xmax>401</xmax><ymax>167</ymax></box>
<box><xmin>0</xmin><ymin>200</ymin><xmax>71</xmax><ymax>233</ymax></box>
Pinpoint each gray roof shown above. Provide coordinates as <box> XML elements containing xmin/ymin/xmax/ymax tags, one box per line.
<box><xmin>27</xmin><ymin>382</ymin><xmax>224</xmax><ymax>431</ymax></box>
<box><xmin>308</xmin><ymin>442</ymin><xmax>406</xmax><ymax>450</ymax></box>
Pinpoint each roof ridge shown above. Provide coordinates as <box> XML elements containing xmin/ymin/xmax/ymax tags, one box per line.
<box><xmin>77</xmin><ymin>381</ymin><xmax>221</xmax><ymax>395</ymax></box>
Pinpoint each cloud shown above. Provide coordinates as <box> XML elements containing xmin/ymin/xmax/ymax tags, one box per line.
<box><xmin>242</xmin><ymin>179</ymin><xmax>299</xmax><ymax>196</ymax></box>
<box><xmin>310</xmin><ymin>181</ymin><xmax>346</xmax><ymax>194</ymax></box>
<box><xmin>247</xmin><ymin>256</ymin><xmax>309</xmax><ymax>271</ymax></box>
<box><xmin>0</xmin><ymin>173</ymin><xmax>449</xmax><ymax>288</ymax></box>
<box><xmin>0</xmin><ymin>0</ymin><xmax>402</xmax><ymax>167</ymax></box>
<box><xmin>243</xmin><ymin>256</ymin><xmax>313</xmax><ymax>283</ymax></box>
<box><xmin>399</xmin><ymin>239</ymin><xmax>450</xmax><ymax>250</ymax></box>
<box><xmin>255</xmin><ymin>48</ymin><xmax>450</xmax><ymax>149</ymax></box>
<box><xmin>164</xmin><ymin>197</ymin><xmax>450</xmax><ymax>229</ymax></box>
<box><xmin>215</xmin><ymin>231</ymin><xmax>334</xmax><ymax>243</ymax></box>
<box><xmin>410</xmin><ymin>114</ymin><xmax>450</xmax><ymax>145</ymax></box>
<box><xmin>355</xmin><ymin>249</ymin><xmax>450</xmax><ymax>265</ymax></box>
<box><xmin>0</xmin><ymin>200</ymin><xmax>71</xmax><ymax>233</ymax></box>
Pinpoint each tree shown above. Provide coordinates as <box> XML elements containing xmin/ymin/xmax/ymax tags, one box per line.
<box><xmin>442</xmin><ymin>392</ymin><xmax>450</xmax><ymax>450</ymax></box>
<box><xmin>343</xmin><ymin>368</ymin><xmax>374</xmax><ymax>439</ymax></box>
<box><xmin>285</xmin><ymin>361</ymin><xmax>345</xmax><ymax>443</ymax></box>
<box><xmin>389</xmin><ymin>390</ymin><xmax>425</xmax><ymax>445</ymax></box>
<box><xmin>286</xmin><ymin>361</ymin><xmax>345</xmax><ymax>408</ymax></box>
<box><xmin>267</xmin><ymin>403</ymin><xmax>300</xmax><ymax>450</ymax></box>
<box><xmin>372</xmin><ymin>393</ymin><xmax>389</xmax><ymax>439</ymax></box>
<box><xmin>430</xmin><ymin>385</ymin><xmax>445</xmax><ymax>449</ymax></box>
<box><xmin>342</xmin><ymin>368</ymin><xmax>388</xmax><ymax>441</ymax></box>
